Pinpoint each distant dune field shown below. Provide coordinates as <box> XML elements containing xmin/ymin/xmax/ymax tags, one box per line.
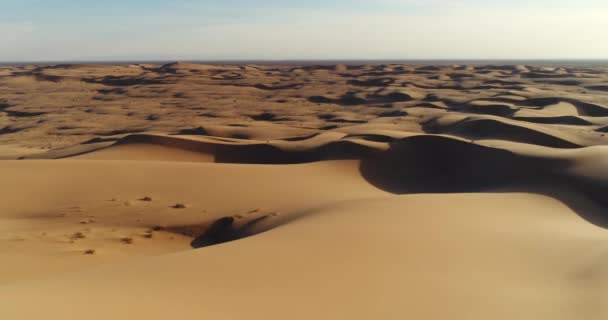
<box><xmin>1</xmin><ymin>62</ymin><xmax>608</xmax><ymax>319</ymax></box>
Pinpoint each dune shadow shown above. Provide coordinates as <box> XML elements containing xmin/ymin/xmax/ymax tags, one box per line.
<box><xmin>423</xmin><ymin>118</ymin><xmax>581</xmax><ymax>148</ymax></box>
<box><xmin>359</xmin><ymin>135</ymin><xmax>544</xmax><ymax>193</ymax></box>
<box><xmin>190</xmin><ymin>215</ymin><xmax>271</xmax><ymax>248</ymax></box>
<box><xmin>347</xmin><ymin>77</ymin><xmax>395</xmax><ymax>87</ymax></box>
<box><xmin>359</xmin><ymin>135</ymin><xmax>608</xmax><ymax>228</ymax></box>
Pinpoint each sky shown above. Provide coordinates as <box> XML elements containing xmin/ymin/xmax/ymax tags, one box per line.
<box><xmin>1</xmin><ymin>0</ymin><xmax>607</xmax><ymax>61</ymax></box>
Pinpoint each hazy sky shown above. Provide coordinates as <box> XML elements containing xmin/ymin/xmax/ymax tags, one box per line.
<box><xmin>1</xmin><ymin>0</ymin><xmax>607</xmax><ymax>61</ymax></box>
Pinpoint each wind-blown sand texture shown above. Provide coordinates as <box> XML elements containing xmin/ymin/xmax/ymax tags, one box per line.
<box><xmin>1</xmin><ymin>62</ymin><xmax>608</xmax><ymax>319</ymax></box>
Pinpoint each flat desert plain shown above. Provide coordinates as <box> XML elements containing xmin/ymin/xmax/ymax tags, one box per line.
<box><xmin>1</xmin><ymin>62</ymin><xmax>608</xmax><ymax>319</ymax></box>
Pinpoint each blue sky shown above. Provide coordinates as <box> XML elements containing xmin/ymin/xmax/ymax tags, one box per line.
<box><xmin>1</xmin><ymin>0</ymin><xmax>607</xmax><ymax>61</ymax></box>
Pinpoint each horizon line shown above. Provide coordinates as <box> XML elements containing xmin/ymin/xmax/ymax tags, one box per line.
<box><xmin>2</xmin><ymin>58</ymin><xmax>608</xmax><ymax>66</ymax></box>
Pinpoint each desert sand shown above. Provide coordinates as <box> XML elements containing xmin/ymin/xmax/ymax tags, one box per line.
<box><xmin>1</xmin><ymin>62</ymin><xmax>608</xmax><ymax>319</ymax></box>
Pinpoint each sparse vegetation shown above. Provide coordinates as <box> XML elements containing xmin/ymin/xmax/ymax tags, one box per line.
<box><xmin>146</xmin><ymin>114</ymin><xmax>160</xmax><ymax>121</ymax></box>
<box><xmin>70</xmin><ymin>232</ymin><xmax>86</xmax><ymax>240</ymax></box>
<box><xmin>120</xmin><ymin>237</ymin><xmax>133</xmax><ymax>244</ymax></box>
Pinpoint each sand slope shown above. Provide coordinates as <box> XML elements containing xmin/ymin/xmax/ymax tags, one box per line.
<box><xmin>1</xmin><ymin>193</ymin><xmax>607</xmax><ymax>319</ymax></box>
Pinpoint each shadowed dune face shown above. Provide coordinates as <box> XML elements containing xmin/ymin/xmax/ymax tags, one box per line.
<box><xmin>423</xmin><ymin>117</ymin><xmax>582</xmax><ymax>148</ymax></box>
<box><xmin>359</xmin><ymin>135</ymin><xmax>537</xmax><ymax>193</ymax></box>
<box><xmin>356</xmin><ymin>135</ymin><xmax>608</xmax><ymax>228</ymax></box>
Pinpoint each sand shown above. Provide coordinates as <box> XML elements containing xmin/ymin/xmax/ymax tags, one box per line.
<box><xmin>1</xmin><ymin>62</ymin><xmax>608</xmax><ymax>319</ymax></box>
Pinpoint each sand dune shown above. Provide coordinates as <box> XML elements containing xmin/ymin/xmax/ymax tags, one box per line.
<box><xmin>3</xmin><ymin>193</ymin><xmax>608</xmax><ymax>319</ymax></box>
<box><xmin>1</xmin><ymin>62</ymin><xmax>608</xmax><ymax>319</ymax></box>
